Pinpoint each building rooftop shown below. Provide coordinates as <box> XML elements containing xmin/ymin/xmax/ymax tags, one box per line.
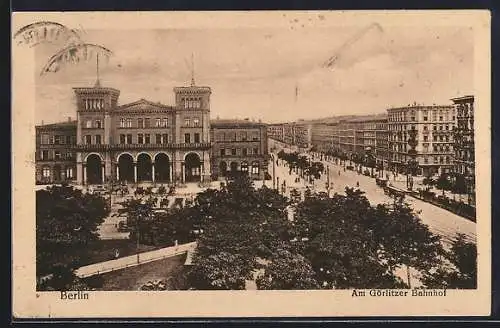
<box><xmin>451</xmin><ymin>95</ymin><xmax>474</xmax><ymax>103</ymax></box>
<box><xmin>36</xmin><ymin>120</ymin><xmax>77</xmax><ymax>129</ymax></box>
<box><xmin>343</xmin><ymin>113</ymin><xmax>388</xmax><ymax>123</ymax></box>
<box><xmin>210</xmin><ymin>118</ymin><xmax>265</xmax><ymax>127</ymax></box>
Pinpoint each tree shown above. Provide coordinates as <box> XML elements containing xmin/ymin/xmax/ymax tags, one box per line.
<box><xmin>36</xmin><ymin>184</ymin><xmax>108</xmax><ymax>280</ymax></box>
<box><xmin>187</xmin><ymin>251</ymin><xmax>255</xmax><ymax>290</ymax></box>
<box><xmin>256</xmin><ymin>249</ymin><xmax>320</xmax><ymax>290</ymax></box>
<box><xmin>421</xmin><ymin>233</ymin><xmax>477</xmax><ymax>289</ymax></box>
<box><xmin>119</xmin><ymin>198</ymin><xmax>154</xmax><ymax>244</ymax></box>
<box><xmin>293</xmin><ymin>188</ymin><xmax>407</xmax><ymax>289</ymax></box>
<box><xmin>370</xmin><ymin>199</ymin><xmax>445</xmax><ymax>286</ymax></box>
<box><xmin>293</xmin><ymin>188</ymin><xmax>443</xmax><ymax>289</ymax></box>
<box><xmin>436</xmin><ymin>173</ymin><xmax>452</xmax><ymax>196</ymax></box>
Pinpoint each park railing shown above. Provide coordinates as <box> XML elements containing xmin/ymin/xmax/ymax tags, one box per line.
<box><xmin>75</xmin><ymin>242</ymin><xmax>197</xmax><ymax>278</ymax></box>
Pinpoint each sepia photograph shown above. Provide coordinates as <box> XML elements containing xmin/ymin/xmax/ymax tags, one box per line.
<box><xmin>12</xmin><ymin>10</ymin><xmax>491</xmax><ymax>318</ymax></box>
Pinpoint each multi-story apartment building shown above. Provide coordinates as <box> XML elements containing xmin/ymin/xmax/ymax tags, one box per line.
<box><xmin>387</xmin><ymin>104</ymin><xmax>456</xmax><ymax>176</ymax></box>
<box><xmin>35</xmin><ymin>118</ymin><xmax>77</xmax><ymax>184</ymax></box>
<box><xmin>267</xmin><ymin>123</ymin><xmax>285</xmax><ymax>142</ymax></box>
<box><xmin>310</xmin><ymin>122</ymin><xmax>338</xmax><ymax>152</ymax></box>
<box><xmin>294</xmin><ymin>121</ymin><xmax>312</xmax><ymax>149</ymax></box>
<box><xmin>331</xmin><ymin>114</ymin><xmax>388</xmax><ymax>166</ymax></box>
<box><xmin>270</xmin><ymin>121</ymin><xmax>311</xmax><ymax>149</ymax></box>
<box><xmin>451</xmin><ymin>95</ymin><xmax>475</xmax><ymax>202</ymax></box>
<box><xmin>210</xmin><ymin>119</ymin><xmax>269</xmax><ymax>180</ymax></box>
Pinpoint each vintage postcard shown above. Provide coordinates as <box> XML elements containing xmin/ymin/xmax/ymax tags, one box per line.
<box><xmin>12</xmin><ymin>10</ymin><xmax>491</xmax><ymax>318</ymax></box>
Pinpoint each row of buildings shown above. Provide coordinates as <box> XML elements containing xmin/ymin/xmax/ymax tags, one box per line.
<box><xmin>268</xmin><ymin>96</ymin><xmax>475</xmax><ymax>182</ymax></box>
<box><xmin>35</xmin><ymin>78</ymin><xmax>269</xmax><ymax>185</ymax></box>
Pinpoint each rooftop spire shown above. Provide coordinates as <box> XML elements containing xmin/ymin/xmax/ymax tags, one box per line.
<box><xmin>190</xmin><ymin>53</ymin><xmax>195</xmax><ymax>86</ymax></box>
<box><xmin>94</xmin><ymin>53</ymin><xmax>101</xmax><ymax>87</ymax></box>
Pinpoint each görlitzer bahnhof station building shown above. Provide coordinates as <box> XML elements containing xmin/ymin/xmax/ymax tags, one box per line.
<box><xmin>35</xmin><ymin>77</ymin><xmax>269</xmax><ymax>185</ymax></box>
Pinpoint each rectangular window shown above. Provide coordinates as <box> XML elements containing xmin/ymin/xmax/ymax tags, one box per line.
<box><xmin>144</xmin><ymin>118</ymin><xmax>150</xmax><ymax>128</ymax></box>
<box><xmin>138</xmin><ymin>133</ymin><xmax>144</xmax><ymax>144</ymax></box>
<box><xmin>252</xmin><ymin>133</ymin><xmax>259</xmax><ymax>141</ymax></box>
<box><xmin>162</xmin><ymin>118</ymin><xmax>168</xmax><ymax>127</ymax></box>
<box><xmin>42</xmin><ymin>150</ymin><xmax>48</xmax><ymax>160</ymax></box>
<box><xmin>126</xmin><ymin>134</ymin><xmax>132</xmax><ymax>144</ymax></box>
<box><xmin>42</xmin><ymin>167</ymin><xmax>51</xmax><ymax>178</ymax></box>
<box><xmin>184</xmin><ymin>118</ymin><xmax>190</xmax><ymax>126</ymax></box>
<box><xmin>231</xmin><ymin>148</ymin><xmax>236</xmax><ymax>155</ymax></box>
<box><xmin>95</xmin><ymin>120</ymin><xmax>102</xmax><ymax>128</ymax></box>
<box><xmin>253</xmin><ymin>148</ymin><xmax>259</xmax><ymax>155</ymax></box>
<box><xmin>95</xmin><ymin>135</ymin><xmax>102</xmax><ymax>144</ymax></box>
<box><xmin>423</xmin><ymin>116</ymin><xmax>428</xmax><ymax>121</ymax></box>
<box><xmin>120</xmin><ymin>118</ymin><xmax>125</xmax><ymax>128</ymax></box>
<box><xmin>156</xmin><ymin>118</ymin><xmax>161</xmax><ymax>127</ymax></box>
<box><xmin>138</xmin><ymin>118</ymin><xmax>144</xmax><ymax>128</ymax></box>
<box><xmin>120</xmin><ymin>134</ymin><xmax>126</xmax><ymax>144</ymax></box>
<box><xmin>220</xmin><ymin>148</ymin><xmax>225</xmax><ymax>156</ymax></box>
<box><xmin>162</xmin><ymin>134</ymin><xmax>168</xmax><ymax>144</ymax></box>
<box><xmin>184</xmin><ymin>133</ymin><xmax>191</xmax><ymax>143</ymax></box>
<box><xmin>145</xmin><ymin>134</ymin><xmax>150</xmax><ymax>144</ymax></box>
<box><xmin>242</xmin><ymin>148</ymin><xmax>248</xmax><ymax>156</ymax></box>
<box><xmin>66</xmin><ymin>135</ymin><xmax>71</xmax><ymax>144</ymax></box>
<box><xmin>54</xmin><ymin>151</ymin><xmax>61</xmax><ymax>160</ymax></box>
<box><xmin>193</xmin><ymin>118</ymin><xmax>200</xmax><ymax>126</ymax></box>
<box><xmin>86</xmin><ymin>120</ymin><xmax>92</xmax><ymax>128</ymax></box>
<box><xmin>54</xmin><ymin>135</ymin><xmax>60</xmax><ymax>145</ymax></box>
<box><xmin>85</xmin><ymin>135</ymin><xmax>92</xmax><ymax>144</ymax></box>
<box><xmin>41</xmin><ymin>134</ymin><xmax>50</xmax><ymax>144</ymax></box>
<box><xmin>155</xmin><ymin>134</ymin><xmax>161</xmax><ymax>144</ymax></box>
<box><xmin>194</xmin><ymin>133</ymin><xmax>200</xmax><ymax>143</ymax></box>
<box><xmin>126</xmin><ymin>119</ymin><xmax>132</xmax><ymax>128</ymax></box>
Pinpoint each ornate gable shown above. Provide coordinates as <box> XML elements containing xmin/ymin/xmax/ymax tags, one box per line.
<box><xmin>116</xmin><ymin>99</ymin><xmax>174</xmax><ymax>113</ymax></box>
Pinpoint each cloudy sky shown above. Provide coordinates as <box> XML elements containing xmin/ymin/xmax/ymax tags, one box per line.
<box><xmin>33</xmin><ymin>18</ymin><xmax>474</xmax><ymax>124</ymax></box>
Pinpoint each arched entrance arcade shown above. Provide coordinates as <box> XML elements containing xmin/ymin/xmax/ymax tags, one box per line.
<box><xmin>137</xmin><ymin>153</ymin><xmax>153</xmax><ymax>182</ymax></box>
<box><xmin>184</xmin><ymin>152</ymin><xmax>201</xmax><ymax>183</ymax></box>
<box><xmin>117</xmin><ymin>153</ymin><xmax>134</xmax><ymax>183</ymax></box>
<box><xmin>154</xmin><ymin>153</ymin><xmax>171</xmax><ymax>183</ymax></box>
<box><xmin>86</xmin><ymin>154</ymin><xmax>103</xmax><ymax>185</ymax></box>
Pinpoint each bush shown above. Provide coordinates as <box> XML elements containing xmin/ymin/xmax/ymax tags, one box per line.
<box><xmin>158</xmin><ymin>185</ymin><xmax>166</xmax><ymax>194</ymax></box>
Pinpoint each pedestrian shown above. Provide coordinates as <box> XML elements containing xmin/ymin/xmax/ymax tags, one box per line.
<box><xmin>356</xmin><ymin>181</ymin><xmax>360</xmax><ymax>188</ymax></box>
<box><xmin>338</xmin><ymin>170</ymin><xmax>340</xmax><ymax>176</ymax></box>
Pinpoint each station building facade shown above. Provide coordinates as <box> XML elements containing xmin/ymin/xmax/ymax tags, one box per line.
<box><xmin>35</xmin><ymin>80</ymin><xmax>270</xmax><ymax>185</ymax></box>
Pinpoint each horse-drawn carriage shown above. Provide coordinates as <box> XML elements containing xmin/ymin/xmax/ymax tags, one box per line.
<box><xmin>383</xmin><ymin>184</ymin><xmax>406</xmax><ymax>199</ymax></box>
<box><xmin>375</xmin><ymin>177</ymin><xmax>388</xmax><ymax>188</ymax></box>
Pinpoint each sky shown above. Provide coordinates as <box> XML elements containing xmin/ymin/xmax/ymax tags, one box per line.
<box><xmin>32</xmin><ymin>21</ymin><xmax>474</xmax><ymax>124</ymax></box>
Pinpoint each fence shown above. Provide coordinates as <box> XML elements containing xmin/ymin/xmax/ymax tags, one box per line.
<box><xmin>75</xmin><ymin>242</ymin><xmax>197</xmax><ymax>278</ymax></box>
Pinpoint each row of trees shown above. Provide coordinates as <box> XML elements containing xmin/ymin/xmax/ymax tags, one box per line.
<box><xmin>181</xmin><ymin>176</ymin><xmax>477</xmax><ymax>290</ymax></box>
<box><xmin>277</xmin><ymin>150</ymin><xmax>324</xmax><ymax>180</ymax></box>
<box><xmin>36</xmin><ymin>184</ymin><xmax>109</xmax><ymax>290</ymax></box>
<box><xmin>37</xmin><ymin>178</ymin><xmax>477</xmax><ymax>291</ymax></box>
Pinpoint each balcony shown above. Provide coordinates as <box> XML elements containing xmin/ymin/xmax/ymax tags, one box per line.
<box><xmin>74</xmin><ymin>142</ymin><xmax>212</xmax><ymax>151</ymax></box>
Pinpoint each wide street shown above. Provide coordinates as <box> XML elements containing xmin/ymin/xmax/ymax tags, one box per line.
<box><xmin>267</xmin><ymin>149</ymin><xmax>476</xmax><ymax>247</ymax></box>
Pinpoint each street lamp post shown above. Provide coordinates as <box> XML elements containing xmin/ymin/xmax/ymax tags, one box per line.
<box><xmin>326</xmin><ymin>165</ymin><xmax>330</xmax><ymax>197</ymax></box>
<box><xmin>272</xmin><ymin>154</ymin><xmax>276</xmax><ymax>190</ymax></box>
<box><xmin>407</xmin><ymin>127</ymin><xmax>418</xmax><ymax>191</ymax></box>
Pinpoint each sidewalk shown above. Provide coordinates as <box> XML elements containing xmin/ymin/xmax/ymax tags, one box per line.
<box><xmin>74</xmin><ymin>242</ymin><xmax>197</xmax><ymax>278</ymax></box>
